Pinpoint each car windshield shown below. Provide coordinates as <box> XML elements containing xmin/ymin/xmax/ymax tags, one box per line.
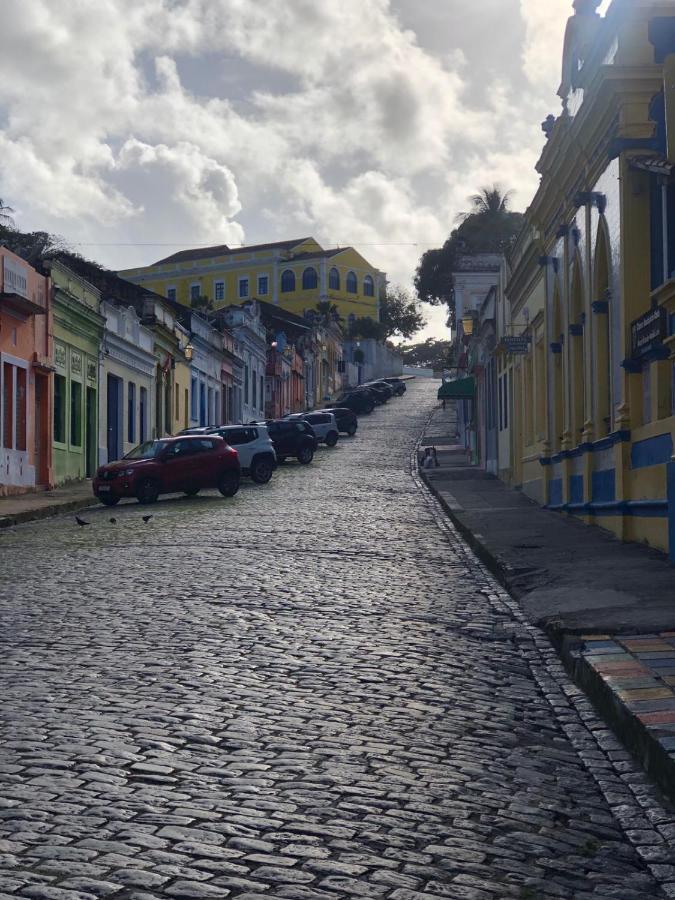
<box><xmin>124</xmin><ymin>440</ymin><xmax>169</xmax><ymax>460</ymax></box>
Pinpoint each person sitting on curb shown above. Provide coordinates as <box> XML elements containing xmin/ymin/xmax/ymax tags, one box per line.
<box><xmin>422</xmin><ymin>447</ymin><xmax>439</xmax><ymax>469</ymax></box>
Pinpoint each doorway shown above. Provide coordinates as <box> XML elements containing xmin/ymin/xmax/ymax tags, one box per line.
<box><xmin>107</xmin><ymin>374</ymin><xmax>122</xmax><ymax>462</ymax></box>
<box><xmin>86</xmin><ymin>387</ymin><xmax>97</xmax><ymax>476</ymax></box>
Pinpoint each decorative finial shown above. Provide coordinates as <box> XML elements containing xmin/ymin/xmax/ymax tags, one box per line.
<box><xmin>542</xmin><ymin>115</ymin><xmax>556</xmax><ymax>139</ymax></box>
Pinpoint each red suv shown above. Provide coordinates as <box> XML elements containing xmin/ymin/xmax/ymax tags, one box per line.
<box><xmin>93</xmin><ymin>436</ymin><xmax>240</xmax><ymax>506</ymax></box>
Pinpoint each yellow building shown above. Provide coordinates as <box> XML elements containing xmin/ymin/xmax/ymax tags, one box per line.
<box><xmin>120</xmin><ymin>237</ymin><xmax>385</xmax><ymax>327</ymax></box>
<box><xmin>501</xmin><ymin>0</ymin><xmax>675</xmax><ymax>559</ymax></box>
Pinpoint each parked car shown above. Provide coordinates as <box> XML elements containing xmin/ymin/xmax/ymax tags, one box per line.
<box><xmin>182</xmin><ymin>424</ymin><xmax>276</xmax><ymax>484</ymax></box>
<box><xmin>357</xmin><ymin>384</ymin><xmax>388</xmax><ymax>405</ymax></box>
<box><xmin>320</xmin><ymin>406</ymin><xmax>358</xmax><ymax>436</ymax></box>
<box><xmin>337</xmin><ymin>391</ymin><xmax>375</xmax><ymax>415</ymax></box>
<box><xmin>264</xmin><ymin>419</ymin><xmax>318</xmax><ymax>464</ymax></box>
<box><xmin>286</xmin><ymin>411</ymin><xmax>339</xmax><ymax>446</ymax></box>
<box><xmin>94</xmin><ymin>435</ymin><xmax>241</xmax><ymax>506</ymax></box>
<box><xmin>365</xmin><ymin>380</ymin><xmax>395</xmax><ymax>400</ymax></box>
<box><xmin>382</xmin><ymin>377</ymin><xmax>406</xmax><ymax>396</ymax></box>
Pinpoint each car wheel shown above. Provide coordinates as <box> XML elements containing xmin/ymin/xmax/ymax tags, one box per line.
<box><xmin>347</xmin><ymin>423</ymin><xmax>357</xmax><ymax>436</ymax></box>
<box><xmin>251</xmin><ymin>458</ymin><xmax>274</xmax><ymax>484</ymax></box>
<box><xmin>218</xmin><ymin>470</ymin><xmax>240</xmax><ymax>497</ymax></box>
<box><xmin>297</xmin><ymin>445</ymin><xmax>314</xmax><ymax>465</ymax></box>
<box><xmin>136</xmin><ymin>478</ymin><xmax>160</xmax><ymax>504</ymax></box>
<box><xmin>184</xmin><ymin>487</ymin><xmax>200</xmax><ymax>497</ymax></box>
<box><xmin>98</xmin><ymin>494</ymin><xmax>120</xmax><ymax>507</ymax></box>
<box><xmin>366</xmin><ymin>403</ymin><xmax>375</xmax><ymax>414</ymax></box>
<box><xmin>325</xmin><ymin>431</ymin><xmax>339</xmax><ymax>447</ymax></box>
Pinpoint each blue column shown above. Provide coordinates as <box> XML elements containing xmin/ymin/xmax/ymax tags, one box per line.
<box><xmin>668</xmin><ymin>459</ymin><xmax>675</xmax><ymax>563</ymax></box>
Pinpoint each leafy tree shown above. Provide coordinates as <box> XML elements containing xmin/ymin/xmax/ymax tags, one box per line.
<box><xmin>313</xmin><ymin>300</ymin><xmax>343</xmax><ymax>327</ymax></box>
<box><xmin>0</xmin><ymin>224</ymin><xmax>73</xmax><ymax>266</ymax></box>
<box><xmin>399</xmin><ymin>338</ymin><xmax>454</xmax><ymax>371</ymax></box>
<box><xmin>379</xmin><ymin>286</ymin><xmax>426</xmax><ymax>340</ymax></box>
<box><xmin>415</xmin><ymin>185</ymin><xmax>523</xmax><ymax>328</ymax></box>
<box><xmin>191</xmin><ymin>294</ymin><xmax>214</xmax><ymax>313</ymax></box>
<box><xmin>348</xmin><ymin>316</ymin><xmax>386</xmax><ymax>341</ymax></box>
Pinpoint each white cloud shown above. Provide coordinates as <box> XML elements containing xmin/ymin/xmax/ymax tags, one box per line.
<box><xmin>0</xmin><ymin>0</ymin><xmax>576</xmax><ymax>340</ymax></box>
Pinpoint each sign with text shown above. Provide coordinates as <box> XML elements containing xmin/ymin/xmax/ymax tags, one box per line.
<box><xmin>501</xmin><ymin>336</ymin><xmax>531</xmax><ymax>355</ymax></box>
<box><xmin>631</xmin><ymin>306</ymin><xmax>667</xmax><ymax>358</ymax></box>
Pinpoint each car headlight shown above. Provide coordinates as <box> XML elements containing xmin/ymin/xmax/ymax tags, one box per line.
<box><xmin>122</xmin><ymin>468</ymin><xmax>135</xmax><ymax>476</ymax></box>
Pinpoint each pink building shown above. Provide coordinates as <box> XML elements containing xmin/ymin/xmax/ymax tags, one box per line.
<box><xmin>0</xmin><ymin>249</ymin><xmax>53</xmax><ymax>494</ymax></box>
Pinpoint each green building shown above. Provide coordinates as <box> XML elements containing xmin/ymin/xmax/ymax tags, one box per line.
<box><xmin>45</xmin><ymin>260</ymin><xmax>105</xmax><ymax>484</ymax></box>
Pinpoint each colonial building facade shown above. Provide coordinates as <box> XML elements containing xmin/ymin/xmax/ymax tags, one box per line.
<box><xmin>119</xmin><ymin>237</ymin><xmax>386</xmax><ymax>326</ymax></box>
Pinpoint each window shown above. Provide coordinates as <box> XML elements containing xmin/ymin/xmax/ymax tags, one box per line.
<box><xmin>207</xmin><ymin>387</ymin><xmax>214</xmax><ymax>426</ymax></box>
<box><xmin>281</xmin><ymin>270</ymin><xmax>296</xmax><ymax>293</ymax></box>
<box><xmin>649</xmin><ymin>177</ymin><xmax>675</xmax><ymax>290</ymax></box>
<box><xmin>167</xmin><ymin>287</ymin><xmax>177</xmax><ymax>302</ymax></box>
<box><xmin>260</xmin><ymin>375</ymin><xmax>264</xmax><ymax>410</ymax></box>
<box><xmin>252</xmin><ymin>370</ymin><xmax>257</xmax><ymax>408</ymax></box>
<box><xmin>643</xmin><ymin>363</ymin><xmax>652</xmax><ymax>425</ymax></box>
<box><xmin>175</xmin><ymin>387</ymin><xmax>179</xmax><ymax>422</ymax></box>
<box><xmin>200</xmin><ymin>382</ymin><xmax>207</xmax><ymax>426</ymax></box>
<box><xmin>128</xmin><ymin>382</ymin><xmax>136</xmax><ymax>443</ymax></box>
<box><xmin>239</xmin><ymin>278</ymin><xmax>249</xmax><ymax>299</ymax></box>
<box><xmin>504</xmin><ymin>371</ymin><xmax>509</xmax><ymax>430</ymax></box>
<box><xmin>258</xmin><ymin>275</ymin><xmax>269</xmax><ymax>295</ymax></box>
<box><xmin>214</xmin><ymin>390</ymin><xmax>220</xmax><ymax>426</ymax></box>
<box><xmin>214</xmin><ymin>281</ymin><xmax>225</xmax><ymax>302</ymax></box>
<box><xmin>54</xmin><ymin>374</ymin><xmax>66</xmax><ymax>443</ymax></box>
<box><xmin>140</xmin><ymin>387</ymin><xmax>147</xmax><ymax>441</ymax></box>
<box><xmin>190</xmin><ymin>284</ymin><xmax>201</xmax><ymax>302</ymax></box>
<box><xmin>244</xmin><ymin>364</ymin><xmax>249</xmax><ymax>404</ymax></box>
<box><xmin>302</xmin><ymin>268</ymin><xmax>318</xmax><ymax>290</ymax></box>
<box><xmin>346</xmin><ymin>271</ymin><xmax>357</xmax><ymax>294</ymax></box>
<box><xmin>70</xmin><ymin>381</ymin><xmax>82</xmax><ymax>446</ymax></box>
<box><xmin>329</xmin><ymin>267</ymin><xmax>340</xmax><ymax>290</ymax></box>
<box><xmin>185</xmin><ymin>388</ymin><xmax>189</xmax><ymax>429</ymax></box>
<box><xmin>363</xmin><ymin>275</ymin><xmax>374</xmax><ymax>297</ymax></box>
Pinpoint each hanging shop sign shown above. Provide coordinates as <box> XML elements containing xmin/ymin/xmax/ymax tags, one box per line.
<box><xmin>501</xmin><ymin>335</ymin><xmax>531</xmax><ymax>355</ymax></box>
<box><xmin>631</xmin><ymin>306</ymin><xmax>667</xmax><ymax>358</ymax></box>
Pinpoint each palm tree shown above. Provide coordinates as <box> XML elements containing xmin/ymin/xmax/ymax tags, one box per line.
<box><xmin>0</xmin><ymin>198</ymin><xmax>14</xmax><ymax>227</ymax></box>
<box><xmin>459</xmin><ymin>186</ymin><xmax>512</xmax><ymax>221</ymax></box>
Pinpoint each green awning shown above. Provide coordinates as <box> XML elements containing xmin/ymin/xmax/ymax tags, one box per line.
<box><xmin>438</xmin><ymin>377</ymin><xmax>475</xmax><ymax>400</ymax></box>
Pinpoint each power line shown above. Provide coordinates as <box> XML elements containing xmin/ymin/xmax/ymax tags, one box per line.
<box><xmin>65</xmin><ymin>240</ymin><xmax>447</xmax><ymax>248</ymax></box>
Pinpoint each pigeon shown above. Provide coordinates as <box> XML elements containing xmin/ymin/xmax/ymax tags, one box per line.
<box><xmin>75</xmin><ymin>516</ymin><xmax>89</xmax><ymax>527</ymax></box>
<box><xmin>109</xmin><ymin>517</ymin><xmax>117</xmax><ymax>524</ymax></box>
<box><xmin>142</xmin><ymin>515</ymin><xmax>153</xmax><ymax>523</ymax></box>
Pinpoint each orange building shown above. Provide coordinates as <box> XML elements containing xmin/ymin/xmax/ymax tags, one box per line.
<box><xmin>0</xmin><ymin>249</ymin><xmax>53</xmax><ymax>494</ymax></box>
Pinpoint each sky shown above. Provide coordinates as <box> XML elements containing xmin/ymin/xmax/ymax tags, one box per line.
<box><xmin>0</xmin><ymin>0</ymin><xmax>612</xmax><ymax>341</ymax></box>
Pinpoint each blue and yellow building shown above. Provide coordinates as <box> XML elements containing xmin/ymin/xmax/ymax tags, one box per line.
<box><xmin>499</xmin><ymin>0</ymin><xmax>675</xmax><ymax>559</ymax></box>
<box><xmin>119</xmin><ymin>237</ymin><xmax>386</xmax><ymax>328</ymax></box>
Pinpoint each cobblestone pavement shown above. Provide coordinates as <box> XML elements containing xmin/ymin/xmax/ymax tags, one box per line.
<box><xmin>1</xmin><ymin>380</ymin><xmax>675</xmax><ymax>900</ymax></box>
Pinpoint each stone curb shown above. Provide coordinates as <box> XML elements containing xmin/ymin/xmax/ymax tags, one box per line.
<box><xmin>0</xmin><ymin>495</ymin><xmax>97</xmax><ymax>530</ymax></box>
<box><xmin>420</xmin><ymin>464</ymin><xmax>675</xmax><ymax>809</ymax></box>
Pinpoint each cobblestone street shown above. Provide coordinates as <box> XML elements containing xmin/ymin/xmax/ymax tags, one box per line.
<box><xmin>1</xmin><ymin>380</ymin><xmax>673</xmax><ymax>899</ymax></box>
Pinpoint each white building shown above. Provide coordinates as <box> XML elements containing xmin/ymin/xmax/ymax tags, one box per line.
<box><xmin>99</xmin><ymin>302</ymin><xmax>156</xmax><ymax>464</ymax></box>
<box><xmin>223</xmin><ymin>301</ymin><xmax>267</xmax><ymax>423</ymax></box>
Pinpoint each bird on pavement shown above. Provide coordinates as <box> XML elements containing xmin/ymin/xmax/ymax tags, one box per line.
<box><xmin>142</xmin><ymin>515</ymin><xmax>153</xmax><ymax>523</ymax></box>
<box><xmin>75</xmin><ymin>516</ymin><xmax>89</xmax><ymax>527</ymax></box>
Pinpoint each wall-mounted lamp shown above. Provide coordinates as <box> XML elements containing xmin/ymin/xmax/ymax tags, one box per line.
<box><xmin>184</xmin><ymin>342</ymin><xmax>194</xmax><ymax>362</ymax></box>
<box><xmin>461</xmin><ymin>314</ymin><xmax>474</xmax><ymax>337</ymax></box>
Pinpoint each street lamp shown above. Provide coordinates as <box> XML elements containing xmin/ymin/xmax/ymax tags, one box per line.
<box><xmin>461</xmin><ymin>314</ymin><xmax>474</xmax><ymax>337</ymax></box>
<box><xmin>184</xmin><ymin>342</ymin><xmax>194</xmax><ymax>362</ymax></box>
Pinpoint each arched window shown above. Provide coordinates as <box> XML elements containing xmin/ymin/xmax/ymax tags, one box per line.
<box><xmin>593</xmin><ymin>222</ymin><xmax>612</xmax><ymax>435</ymax></box>
<box><xmin>551</xmin><ymin>281</ymin><xmax>564</xmax><ymax>450</ymax></box>
<box><xmin>329</xmin><ymin>267</ymin><xmax>340</xmax><ymax>290</ymax></box>
<box><xmin>363</xmin><ymin>275</ymin><xmax>374</xmax><ymax>297</ymax></box>
<box><xmin>346</xmin><ymin>271</ymin><xmax>358</xmax><ymax>294</ymax></box>
<box><xmin>302</xmin><ymin>267</ymin><xmax>318</xmax><ymax>290</ymax></box>
<box><xmin>570</xmin><ymin>256</ymin><xmax>586</xmax><ymax>441</ymax></box>
<box><xmin>281</xmin><ymin>270</ymin><xmax>296</xmax><ymax>293</ymax></box>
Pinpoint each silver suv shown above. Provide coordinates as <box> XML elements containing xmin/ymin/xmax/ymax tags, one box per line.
<box><xmin>287</xmin><ymin>412</ymin><xmax>340</xmax><ymax>447</ymax></box>
<box><xmin>182</xmin><ymin>425</ymin><xmax>277</xmax><ymax>483</ymax></box>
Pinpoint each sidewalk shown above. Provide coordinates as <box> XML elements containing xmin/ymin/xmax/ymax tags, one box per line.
<box><xmin>0</xmin><ymin>480</ymin><xmax>96</xmax><ymax>529</ymax></box>
<box><xmin>419</xmin><ymin>402</ymin><xmax>675</xmax><ymax>799</ymax></box>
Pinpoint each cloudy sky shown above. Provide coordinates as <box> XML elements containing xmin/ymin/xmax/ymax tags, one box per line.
<box><xmin>0</xmin><ymin>0</ymin><xmax>611</xmax><ymax>340</ymax></box>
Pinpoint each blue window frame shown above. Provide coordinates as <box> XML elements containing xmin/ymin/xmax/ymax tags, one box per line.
<box><xmin>258</xmin><ymin>275</ymin><xmax>269</xmax><ymax>295</ymax></box>
<box><xmin>139</xmin><ymin>387</ymin><xmax>147</xmax><ymax>441</ymax></box>
<box><xmin>127</xmin><ymin>382</ymin><xmax>136</xmax><ymax>443</ymax></box>
<box><xmin>214</xmin><ymin>281</ymin><xmax>225</xmax><ymax>302</ymax></box>
<box><xmin>239</xmin><ymin>278</ymin><xmax>249</xmax><ymax>298</ymax></box>
<box><xmin>302</xmin><ymin>268</ymin><xmax>318</xmax><ymax>290</ymax></box>
<box><xmin>190</xmin><ymin>284</ymin><xmax>200</xmax><ymax>301</ymax></box>
<box><xmin>363</xmin><ymin>275</ymin><xmax>374</xmax><ymax>297</ymax></box>
<box><xmin>346</xmin><ymin>271</ymin><xmax>357</xmax><ymax>294</ymax></box>
<box><xmin>167</xmin><ymin>287</ymin><xmax>176</xmax><ymax>301</ymax></box>
<box><xmin>281</xmin><ymin>270</ymin><xmax>296</xmax><ymax>293</ymax></box>
<box><xmin>329</xmin><ymin>267</ymin><xmax>340</xmax><ymax>290</ymax></box>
